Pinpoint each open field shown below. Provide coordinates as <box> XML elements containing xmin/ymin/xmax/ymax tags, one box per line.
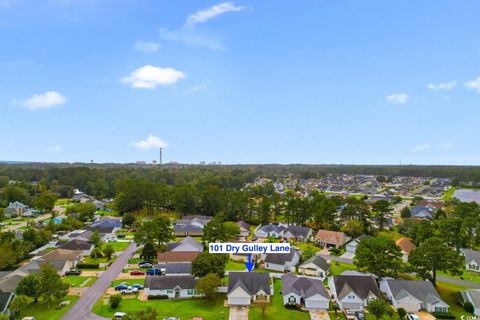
<box><xmin>18</xmin><ymin>295</ymin><xmax>79</xmax><ymax>320</ymax></box>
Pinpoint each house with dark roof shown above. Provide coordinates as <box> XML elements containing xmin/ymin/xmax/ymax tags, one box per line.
<box><xmin>283</xmin><ymin>225</ymin><xmax>313</xmax><ymax>242</ymax></box>
<box><xmin>254</xmin><ymin>224</ymin><xmax>287</xmax><ymax>238</ymax></box>
<box><xmin>460</xmin><ymin>290</ymin><xmax>480</xmax><ymax>316</ymax></box>
<box><xmin>410</xmin><ymin>205</ymin><xmax>435</xmax><ymax>221</ymax></box>
<box><xmin>166</xmin><ymin>236</ymin><xmax>203</xmax><ymax>253</ymax></box>
<box><xmin>328</xmin><ymin>275</ymin><xmax>381</xmax><ymax>311</ymax></box>
<box><xmin>346</xmin><ymin>234</ymin><xmax>371</xmax><ymax>254</ymax></box>
<box><xmin>0</xmin><ymin>292</ymin><xmax>14</xmax><ymax>315</ymax></box>
<box><xmin>460</xmin><ymin>249</ymin><xmax>480</xmax><ymax>273</ymax></box>
<box><xmin>263</xmin><ymin>249</ymin><xmax>300</xmax><ymax>272</ymax></box>
<box><xmin>4</xmin><ymin>201</ymin><xmax>29</xmax><ymax>218</ymax></box>
<box><xmin>237</xmin><ymin>221</ymin><xmax>250</xmax><ymax>237</ymax></box>
<box><xmin>0</xmin><ymin>270</ymin><xmax>28</xmax><ymax>294</ymax></box>
<box><xmin>298</xmin><ymin>256</ymin><xmax>330</xmax><ymax>280</ymax></box>
<box><xmin>157</xmin><ymin>251</ymin><xmax>199</xmax><ymax>264</ymax></box>
<box><xmin>282</xmin><ymin>274</ymin><xmax>329</xmax><ymax>309</ymax></box>
<box><xmin>144</xmin><ymin>275</ymin><xmax>200</xmax><ymax>298</ymax></box>
<box><xmin>379</xmin><ymin>279</ymin><xmax>449</xmax><ymax>313</ymax></box>
<box><xmin>154</xmin><ymin>262</ymin><xmax>192</xmax><ymax>276</ymax></box>
<box><xmin>315</xmin><ymin>230</ymin><xmax>350</xmax><ymax>248</ymax></box>
<box><xmin>174</xmin><ymin>216</ymin><xmax>212</xmax><ymax>236</ymax></box>
<box><xmin>227</xmin><ymin>272</ymin><xmax>272</xmax><ymax>306</ymax></box>
<box><xmin>85</xmin><ymin>218</ymin><xmax>122</xmax><ymax>239</ymax></box>
<box><xmin>59</xmin><ymin>239</ymin><xmax>94</xmax><ymax>256</ymax></box>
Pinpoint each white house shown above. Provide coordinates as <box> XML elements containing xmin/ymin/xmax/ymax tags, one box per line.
<box><xmin>328</xmin><ymin>275</ymin><xmax>381</xmax><ymax>312</ymax></box>
<box><xmin>461</xmin><ymin>249</ymin><xmax>480</xmax><ymax>273</ymax></box>
<box><xmin>254</xmin><ymin>224</ymin><xmax>287</xmax><ymax>238</ymax></box>
<box><xmin>144</xmin><ymin>275</ymin><xmax>200</xmax><ymax>299</ymax></box>
<box><xmin>166</xmin><ymin>236</ymin><xmax>204</xmax><ymax>253</ymax></box>
<box><xmin>379</xmin><ymin>279</ymin><xmax>449</xmax><ymax>313</ymax></box>
<box><xmin>345</xmin><ymin>235</ymin><xmax>371</xmax><ymax>254</ymax></box>
<box><xmin>461</xmin><ymin>290</ymin><xmax>480</xmax><ymax>316</ymax></box>
<box><xmin>298</xmin><ymin>255</ymin><xmax>330</xmax><ymax>280</ymax></box>
<box><xmin>282</xmin><ymin>274</ymin><xmax>329</xmax><ymax>309</ymax></box>
<box><xmin>263</xmin><ymin>249</ymin><xmax>300</xmax><ymax>272</ymax></box>
<box><xmin>227</xmin><ymin>272</ymin><xmax>272</xmax><ymax>306</ymax></box>
<box><xmin>282</xmin><ymin>225</ymin><xmax>313</xmax><ymax>242</ymax></box>
<box><xmin>237</xmin><ymin>221</ymin><xmax>250</xmax><ymax>237</ymax></box>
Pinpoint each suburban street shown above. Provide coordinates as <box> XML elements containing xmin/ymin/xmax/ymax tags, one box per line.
<box><xmin>62</xmin><ymin>242</ymin><xmax>138</xmax><ymax>320</ymax></box>
<box><xmin>319</xmin><ymin>253</ymin><xmax>480</xmax><ymax>289</ymax></box>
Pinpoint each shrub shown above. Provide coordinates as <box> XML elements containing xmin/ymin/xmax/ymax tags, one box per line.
<box><xmin>147</xmin><ymin>295</ymin><xmax>169</xmax><ymax>300</ymax></box>
<box><xmin>397</xmin><ymin>308</ymin><xmax>407</xmax><ymax>319</ymax></box>
<box><xmin>464</xmin><ymin>301</ymin><xmax>474</xmax><ymax>313</ymax></box>
<box><xmin>432</xmin><ymin>312</ymin><xmax>455</xmax><ymax>319</ymax></box>
<box><xmin>109</xmin><ymin>294</ymin><xmax>122</xmax><ymax>308</ymax></box>
<box><xmin>76</xmin><ymin>263</ymin><xmax>100</xmax><ymax>269</ymax></box>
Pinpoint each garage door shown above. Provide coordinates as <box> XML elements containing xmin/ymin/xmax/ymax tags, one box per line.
<box><xmin>228</xmin><ymin>297</ymin><xmax>251</xmax><ymax>306</ymax></box>
<box><xmin>306</xmin><ymin>300</ymin><xmax>329</xmax><ymax>309</ymax></box>
<box><xmin>398</xmin><ymin>302</ymin><xmax>420</xmax><ymax>313</ymax></box>
<box><xmin>342</xmin><ymin>302</ymin><xmax>362</xmax><ymax>311</ymax></box>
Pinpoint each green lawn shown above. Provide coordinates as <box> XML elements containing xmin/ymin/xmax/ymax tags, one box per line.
<box><xmin>377</xmin><ymin>230</ymin><xmax>403</xmax><ymax>241</ymax></box>
<box><xmin>226</xmin><ymin>259</ymin><xmax>247</xmax><ymax>271</ymax></box>
<box><xmin>443</xmin><ymin>187</ymin><xmax>457</xmax><ymax>201</ymax></box>
<box><xmin>111</xmin><ymin>279</ymin><xmax>145</xmax><ymax>287</ymax></box>
<box><xmin>82</xmin><ymin>256</ymin><xmax>116</xmax><ymax>264</ymax></box>
<box><xmin>438</xmin><ymin>270</ymin><xmax>480</xmax><ymax>284</ymax></box>
<box><xmin>63</xmin><ymin>276</ymin><xmax>96</xmax><ymax>287</ymax></box>
<box><xmin>18</xmin><ymin>295</ymin><xmax>79</xmax><ymax>320</ymax></box>
<box><xmin>436</xmin><ymin>282</ymin><xmax>473</xmax><ymax>318</ymax></box>
<box><xmin>93</xmin><ymin>295</ymin><xmax>229</xmax><ymax>319</ymax></box>
<box><xmin>103</xmin><ymin>241</ymin><xmax>131</xmax><ymax>252</ymax></box>
<box><xmin>292</xmin><ymin>241</ymin><xmax>321</xmax><ymax>252</ymax></box>
<box><xmin>249</xmin><ymin>279</ymin><xmax>310</xmax><ymax>320</ymax></box>
<box><xmin>330</xmin><ymin>262</ymin><xmax>356</xmax><ymax>275</ymax></box>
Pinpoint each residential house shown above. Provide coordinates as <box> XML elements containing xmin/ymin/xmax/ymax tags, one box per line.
<box><xmin>379</xmin><ymin>279</ymin><xmax>449</xmax><ymax>313</ymax></box>
<box><xmin>4</xmin><ymin>201</ymin><xmax>29</xmax><ymax>218</ymax></box>
<box><xmin>346</xmin><ymin>235</ymin><xmax>371</xmax><ymax>254</ymax></box>
<box><xmin>154</xmin><ymin>263</ymin><xmax>192</xmax><ymax>276</ymax></box>
<box><xmin>0</xmin><ymin>292</ymin><xmax>14</xmax><ymax>315</ymax></box>
<box><xmin>166</xmin><ymin>236</ymin><xmax>204</xmax><ymax>253</ymax></box>
<box><xmin>315</xmin><ymin>230</ymin><xmax>350</xmax><ymax>248</ymax></box>
<box><xmin>283</xmin><ymin>225</ymin><xmax>313</xmax><ymax>242</ymax></box>
<box><xmin>71</xmin><ymin>189</ymin><xmax>88</xmax><ymax>202</ymax></box>
<box><xmin>263</xmin><ymin>249</ymin><xmax>300</xmax><ymax>272</ymax></box>
<box><xmin>298</xmin><ymin>256</ymin><xmax>330</xmax><ymax>280</ymax></box>
<box><xmin>328</xmin><ymin>275</ymin><xmax>381</xmax><ymax>312</ymax></box>
<box><xmin>395</xmin><ymin>237</ymin><xmax>416</xmax><ymax>262</ymax></box>
<box><xmin>59</xmin><ymin>239</ymin><xmax>95</xmax><ymax>257</ymax></box>
<box><xmin>254</xmin><ymin>224</ymin><xmax>287</xmax><ymax>238</ymax></box>
<box><xmin>281</xmin><ymin>274</ymin><xmax>329</xmax><ymax>309</ymax></box>
<box><xmin>237</xmin><ymin>221</ymin><xmax>250</xmax><ymax>237</ymax></box>
<box><xmin>410</xmin><ymin>205</ymin><xmax>435</xmax><ymax>221</ymax></box>
<box><xmin>227</xmin><ymin>272</ymin><xmax>272</xmax><ymax>306</ymax></box>
<box><xmin>174</xmin><ymin>216</ymin><xmax>212</xmax><ymax>237</ymax></box>
<box><xmin>85</xmin><ymin>218</ymin><xmax>122</xmax><ymax>239</ymax></box>
<box><xmin>460</xmin><ymin>249</ymin><xmax>480</xmax><ymax>273</ymax></box>
<box><xmin>0</xmin><ymin>270</ymin><xmax>28</xmax><ymax>295</ymax></box>
<box><xmin>144</xmin><ymin>275</ymin><xmax>200</xmax><ymax>298</ymax></box>
<box><xmin>25</xmin><ymin>249</ymin><xmax>82</xmax><ymax>275</ymax></box>
<box><xmin>460</xmin><ymin>290</ymin><xmax>480</xmax><ymax>316</ymax></box>
<box><xmin>157</xmin><ymin>251</ymin><xmax>200</xmax><ymax>264</ymax></box>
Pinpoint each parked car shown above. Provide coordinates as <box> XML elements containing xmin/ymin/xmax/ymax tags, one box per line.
<box><xmin>146</xmin><ymin>268</ymin><xmax>161</xmax><ymax>275</ymax></box>
<box><xmin>139</xmin><ymin>262</ymin><xmax>153</xmax><ymax>268</ymax></box>
<box><xmin>129</xmin><ymin>270</ymin><xmax>145</xmax><ymax>275</ymax></box>
<box><xmin>251</xmin><ymin>237</ymin><xmax>257</xmax><ymax>241</ymax></box>
<box><xmin>132</xmin><ymin>284</ymin><xmax>144</xmax><ymax>290</ymax></box>
<box><xmin>407</xmin><ymin>315</ymin><xmax>420</xmax><ymax>320</ymax></box>
<box><xmin>114</xmin><ymin>312</ymin><xmax>127</xmax><ymax>319</ymax></box>
<box><xmin>65</xmin><ymin>269</ymin><xmax>82</xmax><ymax>276</ymax></box>
<box><xmin>114</xmin><ymin>284</ymin><xmax>129</xmax><ymax>291</ymax></box>
<box><xmin>117</xmin><ymin>234</ymin><xmax>126</xmax><ymax>238</ymax></box>
<box><xmin>354</xmin><ymin>311</ymin><xmax>365</xmax><ymax>320</ymax></box>
<box><xmin>139</xmin><ymin>259</ymin><xmax>153</xmax><ymax>264</ymax></box>
<box><xmin>121</xmin><ymin>286</ymin><xmax>138</xmax><ymax>294</ymax></box>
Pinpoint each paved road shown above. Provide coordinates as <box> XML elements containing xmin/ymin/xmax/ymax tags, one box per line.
<box><xmin>62</xmin><ymin>242</ymin><xmax>138</xmax><ymax>320</ymax></box>
<box><xmin>319</xmin><ymin>253</ymin><xmax>480</xmax><ymax>289</ymax></box>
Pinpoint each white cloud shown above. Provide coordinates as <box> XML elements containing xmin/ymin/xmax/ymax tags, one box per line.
<box><xmin>386</xmin><ymin>93</ymin><xmax>409</xmax><ymax>105</ymax></box>
<box><xmin>185</xmin><ymin>2</ymin><xmax>246</xmax><ymax>28</ymax></box>
<box><xmin>21</xmin><ymin>91</ymin><xmax>66</xmax><ymax>109</ymax></box>
<box><xmin>132</xmin><ymin>135</ymin><xmax>168</xmax><ymax>151</ymax></box>
<box><xmin>46</xmin><ymin>144</ymin><xmax>62</xmax><ymax>152</ymax></box>
<box><xmin>439</xmin><ymin>141</ymin><xmax>453</xmax><ymax>149</ymax></box>
<box><xmin>159</xmin><ymin>28</ymin><xmax>224</xmax><ymax>51</ymax></box>
<box><xmin>465</xmin><ymin>76</ymin><xmax>480</xmax><ymax>93</ymax></box>
<box><xmin>185</xmin><ymin>83</ymin><xmax>209</xmax><ymax>94</ymax></box>
<box><xmin>413</xmin><ymin>144</ymin><xmax>431</xmax><ymax>152</ymax></box>
<box><xmin>134</xmin><ymin>40</ymin><xmax>160</xmax><ymax>53</ymax></box>
<box><xmin>121</xmin><ymin>65</ymin><xmax>185</xmax><ymax>89</ymax></box>
<box><xmin>427</xmin><ymin>81</ymin><xmax>456</xmax><ymax>91</ymax></box>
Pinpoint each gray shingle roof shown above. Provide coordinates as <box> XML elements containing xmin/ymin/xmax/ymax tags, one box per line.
<box><xmin>461</xmin><ymin>249</ymin><xmax>480</xmax><ymax>265</ymax></box>
<box><xmin>264</xmin><ymin>249</ymin><xmax>297</xmax><ymax>265</ymax></box>
<box><xmin>385</xmin><ymin>279</ymin><xmax>445</xmax><ymax>304</ymax></box>
<box><xmin>285</xmin><ymin>225</ymin><xmax>311</xmax><ymax>238</ymax></box>
<box><xmin>60</xmin><ymin>239</ymin><xmax>93</xmax><ymax>251</ymax></box>
<box><xmin>228</xmin><ymin>272</ymin><xmax>271</xmax><ymax>295</ymax></box>
<box><xmin>0</xmin><ymin>292</ymin><xmax>13</xmax><ymax>312</ymax></box>
<box><xmin>333</xmin><ymin>275</ymin><xmax>380</xmax><ymax>300</ymax></box>
<box><xmin>282</xmin><ymin>274</ymin><xmax>328</xmax><ymax>299</ymax></box>
<box><xmin>259</xmin><ymin>224</ymin><xmax>287</xmax><ymax>234</ymax></box>
<box><xmin>144</xmin><ymin>275</ymin><xmax>196</xmax><ymax>290</ymax></box>
<box><xmin>154</xmin><ymin>262</ymin><xmax>192</xmax><ymax>275</ymax></box>
<box><xmin>300</xmin><ymin>255</ymin><xmax>330</xmax><ymax>271</ymax></box>
<box><xmin>461</xmin><ymin>290</ymin><xmax>480</xmax><ymax>310</ymax></box>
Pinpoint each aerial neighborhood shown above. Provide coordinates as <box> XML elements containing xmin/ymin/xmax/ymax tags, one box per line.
<box><xmin>0</xmin><ymin>167</ymin><xmax>479</xmax><ymax>320</ymax></box>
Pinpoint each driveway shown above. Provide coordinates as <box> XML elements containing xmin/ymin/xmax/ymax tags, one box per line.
<box><xmin>416</xmin><ymin>311</ymin><xmax>435</xmax><ymax>320</ymax></box>
<box><xmin>340</xmin><ymin>252</ymin><xmax>355</xmax><ymax>259</ymax></box>
<box><xmin>310</xmin><ymin>309</ymin><xmax>330</xmax><ymax>320</ymax></box>
<box><xmin>61</xmin><ymin>242</ymin><xmax>138</xmax><ymax>320</ymax></box>
<box><xmin>229</xmin><ymin>306</ymin><xmax>249</xmax><ymax>320</ymax></box>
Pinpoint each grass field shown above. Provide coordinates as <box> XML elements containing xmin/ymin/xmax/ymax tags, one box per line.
<box><xmin>330</xmin><ymin>261</ymin><xmax>356</xmax><ymax>275</ymax></box>
<box><xmin>63</xmin><ymin>275</ymin><xmax>96</xmax><ymax>287</ymax></box>
<box><xmin>226</xmin><ymin>259</ymin><xmax>247</xmax><ymax>271</ymax></box>
<box><xmin>18</xmin><ymin>295</ymin><xmax>79</xmax><ymax>320</ymax></box>
<box><xmin>377</xmin><ymin>230</ymin><xmax>404</xmax><ymax>241</ymax></box>
<box><xmin>249</xmin><ymin>279</ymin><xmax>310</xmax><ymax>320</ymax></box>
<box><xmin>438</xmin><ymin>270</ymin><xmax>480</xmax><ymax>284</ymax></box>
<box><xmin>103</xmin><ymin>241</ymin><xmax>131</xmax><ymax>252</ymax></box>
<box><xmin>93</xmin><ymin>295</ymin><xmax>229</xmax><ymax>319</ymax></box>
<box><xmin>436</xmin><ymin>282</ymin><xmax>473</xmax><ymax>318</ymax></box>
<box><xmin>443</xmin><ymin>187</ymin><xmax>457</xmax><ymax>201</ymax></box>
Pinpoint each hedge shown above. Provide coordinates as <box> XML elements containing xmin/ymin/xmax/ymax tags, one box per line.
<box><xmin>147</xmin><ymin>295</ymin><xmax>169</xmax><ymax>300</ymax></box>
<box><xmin>76</xmin><ymin>263</ymin><xmax>100</xmax><ymax>269</ymax></box>
<box><xmin>432</xmin><ymin>312</ymin><xmax>455</xmax><ymax>319</ymax></box>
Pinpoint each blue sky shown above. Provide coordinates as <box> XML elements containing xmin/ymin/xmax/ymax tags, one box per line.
<box><xmin>1</xmin><ymin>0</ymin><xmax>480</xmax><ymax>165</ymax></box>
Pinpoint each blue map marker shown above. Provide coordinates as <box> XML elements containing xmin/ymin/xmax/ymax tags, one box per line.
<box><xmin>245</xmin><ymin>253</ymin><xmax>254</xmax><ymax>272</ymax></box>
